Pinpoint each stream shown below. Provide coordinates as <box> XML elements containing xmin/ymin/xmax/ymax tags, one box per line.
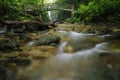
<box><xmin>16</xmin><ymin>31</ymin><xmax>120</xmax><ymax>80</ymax></box>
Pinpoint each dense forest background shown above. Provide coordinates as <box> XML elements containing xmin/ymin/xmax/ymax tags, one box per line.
<box><xmin>0</xmin><ymin>0</ymin><xmax>120</xmax><ymax>23</ymax></box>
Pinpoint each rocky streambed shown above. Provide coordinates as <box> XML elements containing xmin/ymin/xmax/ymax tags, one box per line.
<box><xmin>0</xmin><ymin>23</ymin><xmax>120</xmax><ymax>80</ymax></box>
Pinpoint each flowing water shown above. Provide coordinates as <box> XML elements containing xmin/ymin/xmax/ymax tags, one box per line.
<box><xmin>47</xmin><ymin>7</ymin><xmax>58</xmax><ymax>22</ymax></box>
<box><xmin>15</xmin><ymin>31</ymin><xmax>120</xmax><ymax>80</ymax></box>
<box><xmin>0</xmin><ymin>26</ymin><xmax>7</xmax><ymax>33</ymax></box>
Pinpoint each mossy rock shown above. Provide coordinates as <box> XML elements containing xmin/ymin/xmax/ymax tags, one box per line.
<box><xmin>35</xmin><ymin>35</ymin><xmax>60</xmax><ymax>46</ymax></box>
<box><xmin>0</xmin><ymin>52</ymin><xmax>30</xmax><ymax>66</ymax></box>
<box><xmin>0</xmin><ymin>38</ymin><xmax>20</xmax><ymax>51</ymax></box>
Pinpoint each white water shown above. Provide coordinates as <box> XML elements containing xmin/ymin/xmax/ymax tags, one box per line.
<box><xmin>40</xmin><ymin>31</ymin><xmax>113</xmax><ymax>80</ymax></box>
<box><xmin>0</xmin><ymin>26</ymin><xmax>7</xmax><ymax>33</ymax></box>
<box><xmin>43</xmin><ymin>0</ymin><xmax>58</xmax><ymax>22</ymax></box>
<box><xmin>69</xmin><ymin>31</ymin><xmax>96</xmax><ymax>37</ymax></box>
<box><xmin>57</xmin><ymin>42</ymin><xmax>68</xmax><ymax>54</ymax></box>
<box><xmin>18</xmin><ymin>31</ymin><xmax>119</xmax><ymax>80</ymax></box>
<box><xmin>40</xmin><ymin>42</ymin><xmax>110</xmax><ymax>80</ymax></box>
<box><xmin>48</xmin><ymin>10</ymin><xmax>58</xmax><ymax>22</ymax></box>
<box><xmin>48</xmin><ymin>5</ymin><xmax>53</xmax><ymax>22</ymax></box>
<box><xmin>27</xmin><ymin>41</ymin><xmax>35</xmax><ymax>46</ymax></box>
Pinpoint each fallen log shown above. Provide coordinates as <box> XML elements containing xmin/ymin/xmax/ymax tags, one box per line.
<box><xmin>3</xmin><ymin>20</ymin><xmax>55</xmax><ymax>27</ymax></box>
<box><xmin>0</xmin><ymin>19</ymin><xmax>57</xmax><ymax>32</ymax></box>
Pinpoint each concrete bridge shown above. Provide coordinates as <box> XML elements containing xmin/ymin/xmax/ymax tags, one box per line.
<box><xmin>39</xmin><ymin>3</ymin><xmax>74</xmax><ymax>12</ymax></box>
<box><xmin>24</xmin><ymin>3</ymin><xmax>74</xmax><ymax>22</ymax></box>
<box><xmin>24</xmin><ymin>3</ymin><xmax>74</xmax><ymax>12</ymax></box>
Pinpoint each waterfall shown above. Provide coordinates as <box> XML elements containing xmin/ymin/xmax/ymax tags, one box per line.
<box><xmin>48</xmin><ymin>11</ymin><xmax>52</xmax><ymax>22</ymax></box>
<box><xmin>44</xmin><ymin>0</ymin><xmax>58</xmax><ymax>22</ymax></box>
<box><xmin>48</xmin><ymin>6</ymin><xmax>52</xmax><ymax>22</ymax></box>
<box><xmin>47</xmin><ymin>10</ymin><xmax>58</xmax><ymax>22</ymax></box>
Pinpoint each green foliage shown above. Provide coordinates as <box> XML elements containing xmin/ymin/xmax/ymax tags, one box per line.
<box><xmin>66</xmin><ymin>17</ymin><xmax>80</xmax><ymax>23</ymax></box>
<box><xmin>56</xmin><ymin>0</ymin><xmax>84</xmax><ymax>22</ymax></box>
<box><xmin>0</xmin><ymin>0</ymin><xmax>43</xmax><ymax>20</ymax></box>
<box><xmin>71</xmin><ymin>0</ymin><xmax>120</xmax><ymax>23</ymax></box>
<box><xmin>1</xmin><ymin>0</ymin><xmax>119</xmax><ymax>23</ymax></box>
<box><xmin>0</xmin><ymin>0</ymin><xmax>41</xmax><ymax>9</ymax></box>
<box><xmin>56</xmin><ymin>0</ymin><xmax>90</xmax><ymax>9</ymax></box>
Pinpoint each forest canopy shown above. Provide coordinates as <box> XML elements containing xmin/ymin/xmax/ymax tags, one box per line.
<box><xmin>60</xmin><ymin>0</ymin><xmax>120</xmax><ymax>23</ymax></box>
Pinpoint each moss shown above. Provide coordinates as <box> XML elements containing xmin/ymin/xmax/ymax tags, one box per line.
<box><xmin>35</xmin><ymin>35</ymin><xmax>60</xmax><ymax>46</ymax></box>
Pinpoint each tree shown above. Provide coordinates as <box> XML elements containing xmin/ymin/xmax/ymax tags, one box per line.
<box><xmin>68</xmin><ymin>0</ymin><xmax>120</xmax><ymax>23</ymax></box>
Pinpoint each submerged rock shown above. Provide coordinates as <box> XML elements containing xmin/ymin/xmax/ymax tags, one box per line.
<box><xmin>28</xmin><ymin>46</ymin><xmax>58</xmax><ymax>59</ymax></box>
<box><xmin>35</xmin><ymin>35</ymin><xmax>60</xmax><ymax>46</ymax></box>
<box><xmin>64</xmin><ymin>36</ymin><xmax>105</xmax><ymax>53</ymax></box>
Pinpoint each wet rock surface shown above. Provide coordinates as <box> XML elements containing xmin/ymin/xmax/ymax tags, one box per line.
<box><xmin>0</xmin><ymin>23</ymin><xmax>120</xmax><ymax>80</ymax></box>
<box><xmin>64</xmin><ymin>36</ymin><xmax>105</xmax><ymax>53</ymax></box>
<box><xmin>0</xmin><ymin>52</ymin><xmax>31</xmax><ymax>66</ymax></box>
<box><xmin>35</xmin><ymin>35</ymin><xmax>60</xmax><ymax>46</ymax></box>
<box><xmin>28</xmin><ymin>46</ymin><xmax>58</xmax><ymax>59</ymax></box>
<box><xmin>56</xmin><ymin>24</ymin><xmax>112</xmax><ymax>34</ymax></box>
<box><xmin>0</xmin><ymin>38</ymin><xmax>21</xmax><ymax>52</ymax></box>
<box><xmin>0</xmin><ymin>52</ymin><xmax>31</xmax><ymax>80</ymax></box>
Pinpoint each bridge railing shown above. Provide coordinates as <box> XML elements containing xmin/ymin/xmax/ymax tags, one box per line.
<box><xmin>39</xmin><ymin>3</ymin><xmax>74</xmax><ymax>11</ymax></box>
<box><xmin>24</xmin><ymin>3</ymin><xmax>74</xmax><ymax>12</ymax></box>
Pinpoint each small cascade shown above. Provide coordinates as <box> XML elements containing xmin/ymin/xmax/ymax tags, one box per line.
<box><xmin>40</xmin><ymin>41</ymin><xmax>113</xmax><ymax>80</ymax></box>
<box><xmin>48</xmin><ymin>6</ymin><xmax>52</xmax><ymax>22</ymax></box>
<box><xmin>17</xmin><ymin>31</ymin><xmax>120</xmax><ymax>80</ymax></box>
<box><xmin>48</xmin><ymin>10</ymin><xmax>58</xmax><ymax>22</ymax></box>
<box><xmin>39</xmin><ymin>31</ymin><xmax>117</xmax><ymax>80</ymax></box>
<box><xmin>43</xmin><ymin>0</ymin><xmax>58</xmax><ymax>23</ymax></box>
<box><xmin>99</xmin><ymin>34</ymin><xmax>111</xmax><ymax>38</ymax></box>
<box><xmin>0</xmin><ymin>26</ymin><xmax>7</xmax><ymax>33</ymax></box>
<box><xmin>57</xmin><ymin>42</ymin><xmax>67</xmax><ymax>54</ymax></box>
<box><xmin>69</xmin><ymin>31</ymin><xmax>96</xmax><ymax>38</ymax></box>
<box><xmin>94</xmin><ymin>42</ymin><xmax>110</xmax><ymax>52</ymax></box>
<box><xmin>27</xmin><ymin>41</ymin><xmax>35</xmax><ymax>46</ymax></box>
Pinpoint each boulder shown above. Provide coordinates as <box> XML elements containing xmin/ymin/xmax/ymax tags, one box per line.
<box><xmin>35</xmin><ymin>35</ymin><xmax>60</xmax><ymax>46</ymax></box>
<box><xmin>64</xmin><ymin>36</ymin><xmax>104</xmax><ymax>53</ymax></box>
